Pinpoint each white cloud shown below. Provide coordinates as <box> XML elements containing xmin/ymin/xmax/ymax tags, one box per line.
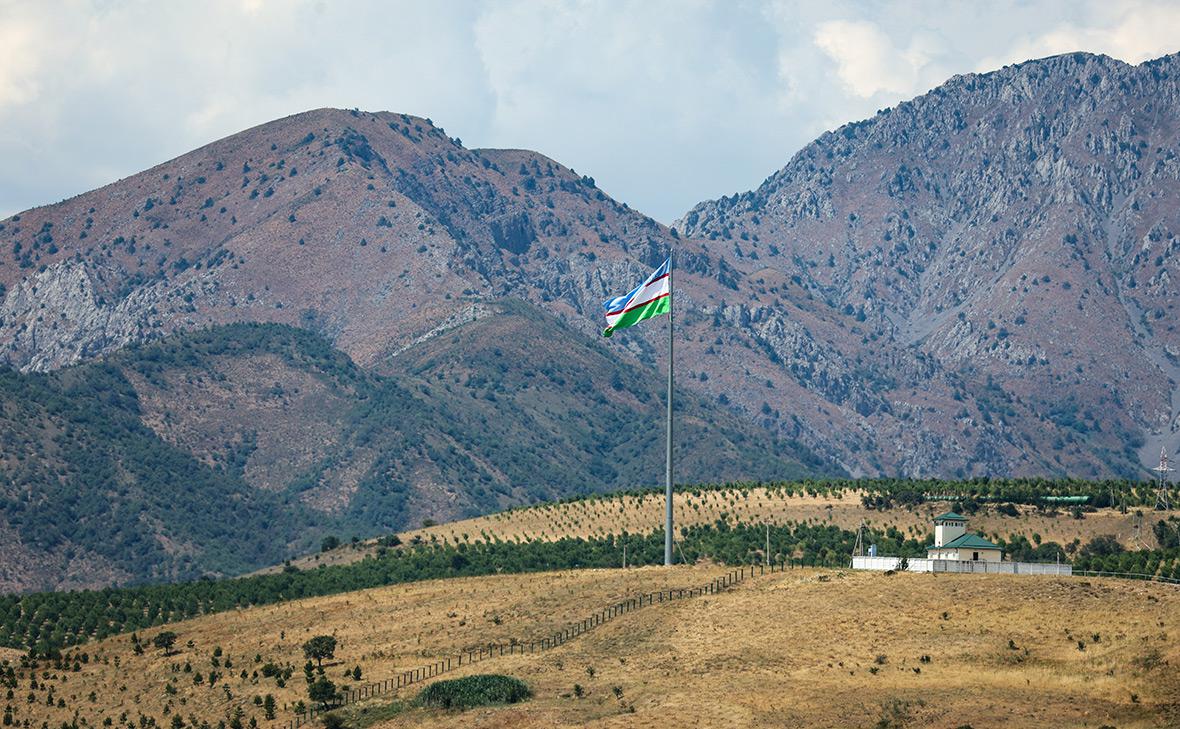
<box><xmin>814</xmin><ymin>20</ymin><xmax>912</xmax><ymax>98</ymax></box>
<box><xmin>0</xmin><ymin>0</ymin><xmax>1176</xmax><ymax>222</ymax></box>
<box><xmin>978</xmin><ymin>1</ymin><xmax>1180</xmax><ymax>71</ymax></box>
<box><xmin>0</xmin><ymin>11</ymin><xmax>46</xmax><ymax>108</ymax></box>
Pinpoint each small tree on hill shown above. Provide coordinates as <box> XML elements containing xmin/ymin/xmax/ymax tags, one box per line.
<box><xmin>308</xmin><ymin>678</ymin><xmax>338</xmax><ymax>709</ymax></box>
<box><xmin>153</xmin><ymin>631</ymin><xmax>179</xmax><ymax>655</ymax></box>
<box><xmin>303</xmin><ymin>636</ymin><xmax>337</xmax><ymax>668</ymax></box>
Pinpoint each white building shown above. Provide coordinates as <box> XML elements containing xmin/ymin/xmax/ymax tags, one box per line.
<box><xmin>927</xmin><ymin>511</ymin><xmax>1003</xmax><ymax>562</ymax></box>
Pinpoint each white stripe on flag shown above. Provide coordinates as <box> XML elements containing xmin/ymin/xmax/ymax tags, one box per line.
<box><xmin>605</xmin><ymin>274</ymin><xmax>669</xmax><ymax>328</ymax></box>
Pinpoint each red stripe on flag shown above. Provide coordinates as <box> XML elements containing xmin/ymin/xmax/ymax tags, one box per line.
<box><xmin>606</xmin><ymin>291</ymin><xmax>669</xmax><ymax>317</ymax></box>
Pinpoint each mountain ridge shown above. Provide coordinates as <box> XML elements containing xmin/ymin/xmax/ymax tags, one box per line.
<box><xmin>2</xmin><ymin>51</ymin><xmax>1180</xmax><ymax>590</ymax></box>
<box><xmin>677</xmin><ymin>50</ymin><xmax>1180</xmax><ymax>477</ymax></box>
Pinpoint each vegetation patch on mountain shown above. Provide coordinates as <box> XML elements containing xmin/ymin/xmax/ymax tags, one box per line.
<box><xmin>417</xmin><ymin>674</ymin><xmax>532</xmax><ymax>710</ymax></box>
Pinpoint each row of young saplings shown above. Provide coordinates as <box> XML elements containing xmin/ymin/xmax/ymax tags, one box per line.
<box><xmin>286</xmin><ymin>564</ymin><xmax>786</xmax><ymax>727</ymax></box>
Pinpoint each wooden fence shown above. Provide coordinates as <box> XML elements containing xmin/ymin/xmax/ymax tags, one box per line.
<box><xmin>286</xmin><ymin>562</ymin><xmax>791</xmax><ymax>727</ymax></box>
<box><xmin>273</xmin><ymin>561</ymin><xmax>1180</xmax><ymax>727</ymax></box>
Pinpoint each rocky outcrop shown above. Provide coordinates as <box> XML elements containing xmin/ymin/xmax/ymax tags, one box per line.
<box><xmin>3</xmin><ymin>53</ymin><xmax>1179</xmax><ymax>481</ymax></box>
<box><xmin>676</xmin><ymin>52</ymin><xmax>1180</xmax><ymax>477</ymax></box>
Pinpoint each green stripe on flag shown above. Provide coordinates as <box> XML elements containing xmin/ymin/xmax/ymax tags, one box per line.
<box><xmin>603</xmin><ymin>294</ymin><xmax>670</xmax><ymax>337</ymax></box>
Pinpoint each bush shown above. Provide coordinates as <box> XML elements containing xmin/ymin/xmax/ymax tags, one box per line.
<box><xmin>995</xmin><ymin>503</ymin><xmax>1019</xmax><ymax>517</ymax></box>
<box><xmin>417</xmin><ymin>674</ymin><xmax>531</xmax><ymax>710</ymax></box>
<box><xmin>1080</xmin><ymin>535</ymin><xmax>1123</xmax><ymax>559</ymax></box>
<box><xmin>321</xmin><ymin>714</ymin><xmax>346</xmax><ymax>729</ymax></box>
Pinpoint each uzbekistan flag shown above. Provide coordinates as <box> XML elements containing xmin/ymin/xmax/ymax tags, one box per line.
<box><xmin>602</xmin><ymin>257</ymin><xmax>671</xmax><ymax>337</ymax></box>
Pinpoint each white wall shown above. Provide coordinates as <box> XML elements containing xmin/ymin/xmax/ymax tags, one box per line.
<box><xmin>851</xmin><ymin>556</ymin><xmax>1072</xmax><ymax>576</ymax></box>
<box><xmin>928</xmin><ymin>547</ymin><xmax>1003</xmax><ymax>562</ymax></box>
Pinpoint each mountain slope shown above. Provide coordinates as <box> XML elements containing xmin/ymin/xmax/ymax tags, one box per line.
<box><xmin>0</xmin><ymin>351</ymin><xmax>319</xmax><ymax>592</ymax></box>
<box><xmin>2</xmin><ymin>53</ymin><xmax>1180</xmax><ymax>592</ymax></box>
<box><xmin>0</xmin><ymin>303</ymin><xmax>821</xmax><ymax>593</ymax></box>
<box><xmin>0</xmin><ymin>108</ymin><xmax>684</xmax><ymax>372</ymax></box>
<box><xmin>677</xmin><ymin>52</ymin><xmax>1180</xmax><ymax>477</ymax></box>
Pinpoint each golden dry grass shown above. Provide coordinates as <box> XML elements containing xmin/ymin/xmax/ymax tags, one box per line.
<box><xmin>17</xmin><ymin>566</ymin><xmax>1178</xmax><ymax>729</ymax></box>
<box><xmin>365</xmin><ymin>571</ymin><xmax>1180</xmax><ymax>729</ymax></box>
<box><xmin>273</xmin><ymin>489</ymin><xmax>1169</xmax><ymax>573</ymax></box>
<box><xmin>14</xmin><ymin>565</ymin><xmax>731</xmax><ymax>729</ymax></box>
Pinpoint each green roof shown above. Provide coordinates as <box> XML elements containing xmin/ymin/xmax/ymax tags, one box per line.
<box><xmin>933</xmin><ymin>511</ymin><xmax>967</xmax><ymax>522</ymax></box>
<box><xmin>930</xmin><ymin>533</ymin><xmax>1002</xmax><ymax>551</ymax></box>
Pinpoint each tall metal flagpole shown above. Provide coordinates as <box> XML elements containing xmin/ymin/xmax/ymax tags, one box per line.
<box><xmin>665</xmin><ymin>251</ymin><xmax>674</xmax><ymax>567</ymax></box>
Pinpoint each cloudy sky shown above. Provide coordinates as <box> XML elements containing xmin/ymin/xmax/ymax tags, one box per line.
<box><xmin>1</xmin><ymin>0</ymin><xmax>1178</xmax><ymax>223</ymax></box>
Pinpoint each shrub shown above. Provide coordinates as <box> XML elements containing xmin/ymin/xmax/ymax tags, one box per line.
<box><xmin>417</xmin><ymin>674</ymin><xmax>531</xmax><ymax>710</ymax></box>
<box><xmin>321</xmin><ymin>713</ymin><xmax>346</xmax><ymax>729</ymax></box>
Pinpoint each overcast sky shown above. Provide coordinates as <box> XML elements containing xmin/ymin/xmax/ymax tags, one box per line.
<box><xmin>1</xmin><ymin>0</ymin><xmax>1178</xmax><ymax>223</ymax></box>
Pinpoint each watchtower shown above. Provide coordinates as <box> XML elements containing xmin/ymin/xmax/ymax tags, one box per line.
<box><xmin>933</xmin><ymin>512</ymin><xmax>967</xmax><ymax>547</ymax></box>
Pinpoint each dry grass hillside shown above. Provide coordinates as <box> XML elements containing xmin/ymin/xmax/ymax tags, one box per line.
<box><xmin>13</xmin><ymin>566</ymin><xmax>1177</xmax><ymax>729</ymax></box>
<box><xmin>277</xmin><ymin>488</ymin><xmax>1172</xmax><ymax>573</ymax></box>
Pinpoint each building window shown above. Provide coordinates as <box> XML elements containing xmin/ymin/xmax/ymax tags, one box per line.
<box><xmin>972</xmin><ymin>551</ymin><xmax>979</xmax><ymax>561</ymax></box>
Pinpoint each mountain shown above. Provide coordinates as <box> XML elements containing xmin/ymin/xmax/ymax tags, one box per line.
<box><xmin>0</xmin><ymin>309</ymin><xmax>818</xmax><ymax>593</ymax></box>
<box><xmin>677</xmin><ymin>51</ymin><xmax>1180</xmax><ymax>478</ymax></box>
<box><xmin>0</xmin><ymin>107</ymin><xmax>687</xmax><ymax>373</ymax></box>
<box><xmin>3</xmin><ymin>52</ymin><xmax>1180</xmax><ymax>589</ymax></box>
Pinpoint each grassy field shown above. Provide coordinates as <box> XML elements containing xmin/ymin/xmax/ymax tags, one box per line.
<box><xmin>278</xmin><ymin>488</ymin><xmax>1170</xmax><ymax>573</ymax></box>
<box><xmin>14</xmin><ymin>565</ymin><xmax>1177</xmax><ymax>729</ymax></box>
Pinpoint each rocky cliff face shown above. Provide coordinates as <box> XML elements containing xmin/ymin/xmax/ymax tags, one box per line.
<box><xmin>678</xmin><ymin>52</ymin><xmax>1180</xmax><ymax>477</ymax></box>
<box><xmin>2</xmin><ymin>52</ymin><xmax>1178</xmax><ymax>488</ymax></box>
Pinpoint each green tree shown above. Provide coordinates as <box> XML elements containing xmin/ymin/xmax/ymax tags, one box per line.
<box><xmin>303</xmin><ymin>636</ymin><xmax>337</xmax><ymax>668</ymax></box>
<box><xmin>153</xmin><ymin>631</ymin><xmax>179</xmax><ymax>655</ymax></box>
<box><xmin>263</xmin><ymin>694</ymin><xmax>276</xmax><ymax>720</ymax></box>
<box><xmin>308</xmin><ymin>678</ymin><xmax>337</xmax><ymax>709</ymax></box>
<box><xmin>1080</xmin><ymin>535</ymin><xmax>1124</xmax><ymax>559</ymax></box>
